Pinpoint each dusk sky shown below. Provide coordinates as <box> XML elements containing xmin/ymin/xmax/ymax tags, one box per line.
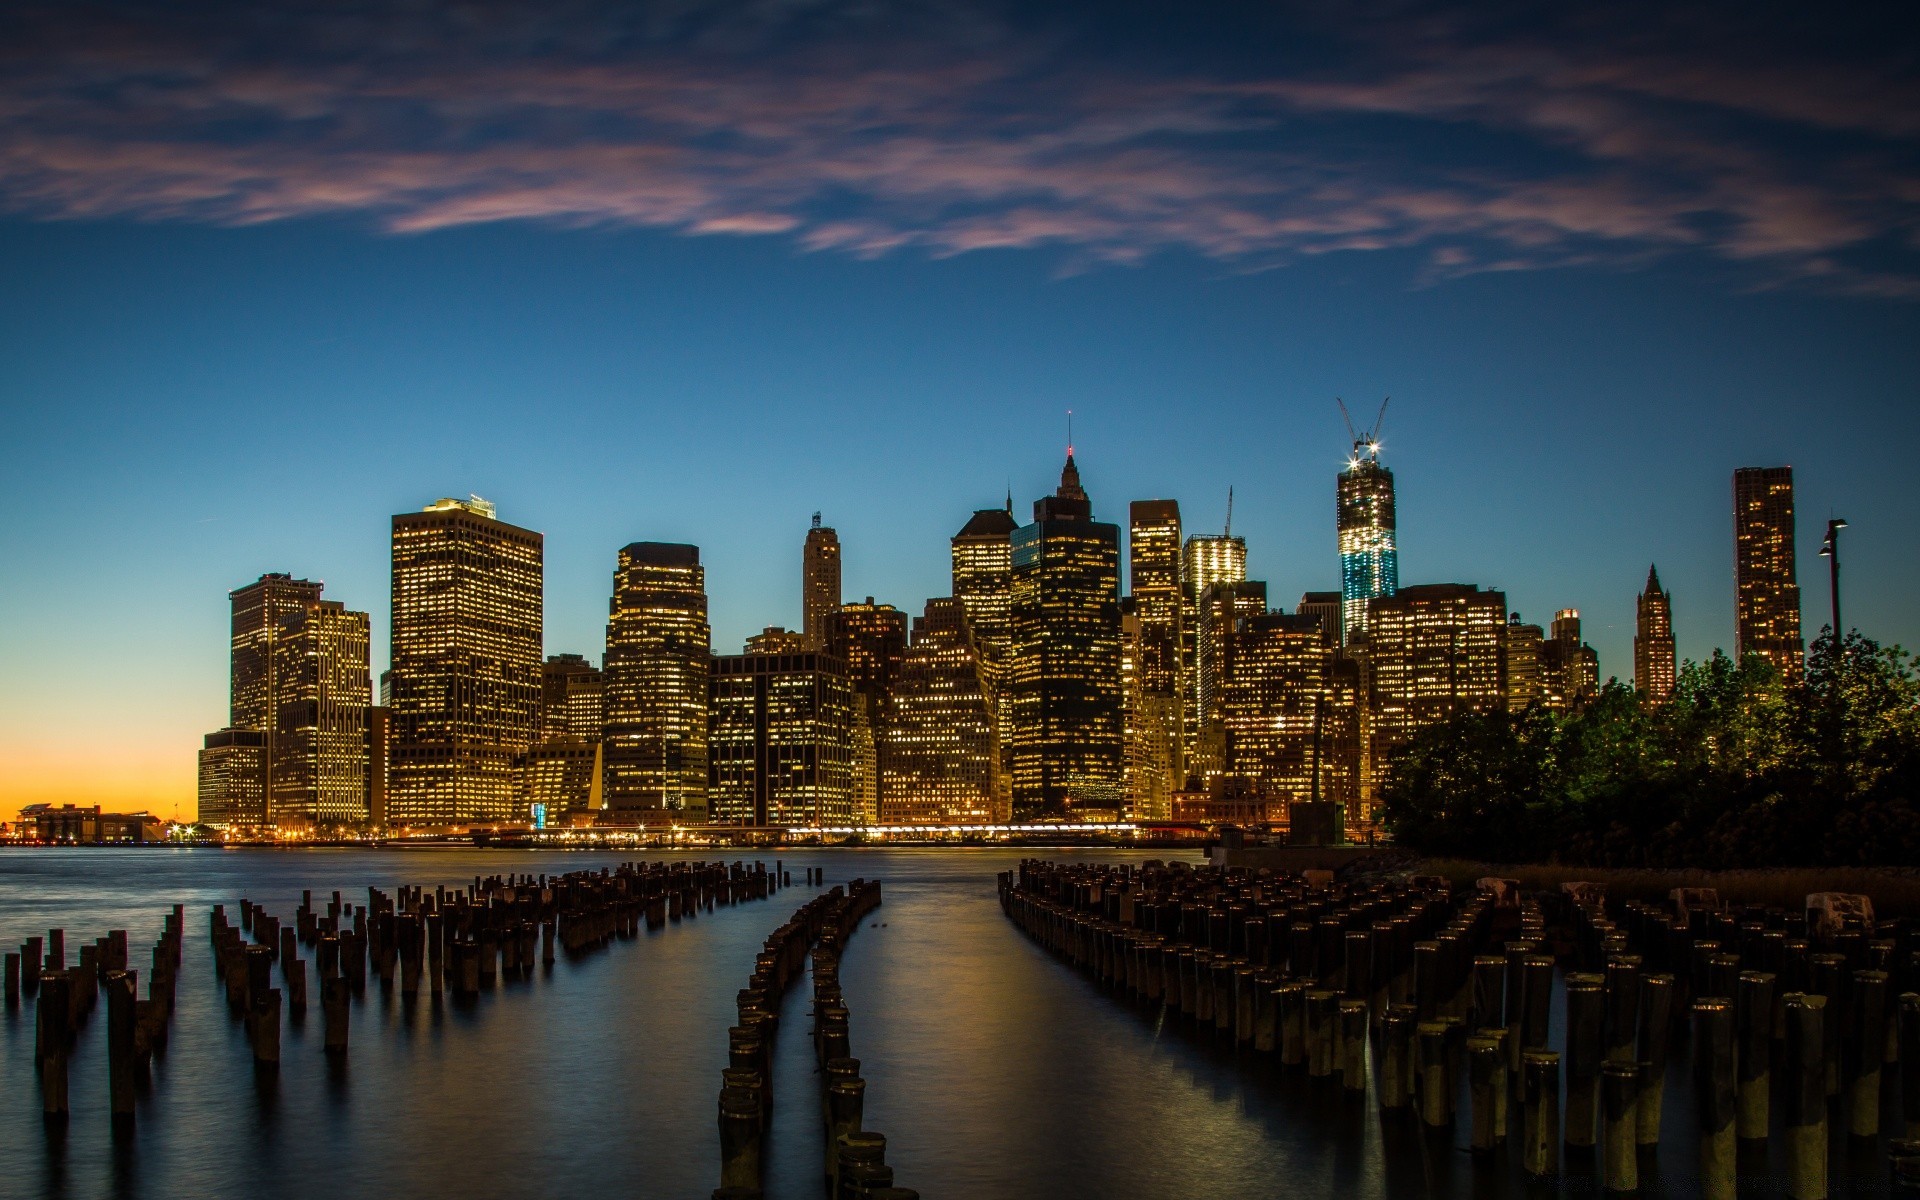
<box><xmin>2</xmin><ymin>0</ymin><xmax>1916</xmax><ymax>818</ymax></box>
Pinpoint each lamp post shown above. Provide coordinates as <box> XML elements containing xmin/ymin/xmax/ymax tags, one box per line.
<box><xmin>1817</xmin><ymin>517</ymin><xmax>1848</xmax><ymax>646</ymax></box>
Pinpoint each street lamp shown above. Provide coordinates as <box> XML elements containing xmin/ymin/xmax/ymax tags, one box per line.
<box><xmin>1817</xmin><ymin>517</ymin><xmax>1849</xmax><ymax>647</ymax></box>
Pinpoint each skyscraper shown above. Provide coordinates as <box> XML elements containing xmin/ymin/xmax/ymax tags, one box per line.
<box><xmin>952</xmin><ymin>505</ymin><xmax>1018</xmax><ymax>660</ymax></box>
<box><xmin>389</xmin><ymin>497</ymin><xmax>544</xmax><ymax>826</ymax></box>
<box><xmin>1180</xmin><ymin>530</ymin><xmax>1246</xmax><ymax>777</ymax></box>
<box><xmin>1635</xmin><ymin>565</ymin><xmax>1677</xmax><ymax>703</ymax></box>
<box><xmin>881</xmin><ymin>597</ymin><xmax>1007</xmax><ymax>824</ymax></box>
<box><xmin>709</xmin><ymin>648</ymin><xmax>853</xmax><ymax>827</ymax></box>
<box><xmin>1362</xmin><ymin>584</ymin><xmax>1506</xmax><ymax>813</ymax></box>
<box><xmin>1120</xmin><ymin>600</ymin><xmax>1177</xmax><ymax>820</ymax></box>
<box><xmin>230</xmin><ymin>573</ymin><xmax>324</xmax><ymax>735</ymax></box>
<box><xmin>1010</xmin><ymin>453</ymin><xmax>1124</xmax><ymax>818</ymax></box>
<box><xmin>802</xmin><ymin>514</ymin><xmax>842</xmax><ymax>650</ymax></box>
<box><xmin>1128</xmin><ymin>500</ymin><xmax>1183</xmax><ymax>698</ymax></box>
<box><xmin>540</xmin><ymin>653</ymin><xmax>604</xmax><ymax>742</ymax></box>
<box><xmin>602</xmin><ymin>542</ymin><xmax>710</xmax><ymax>823</ymax></box>
<box><xmin>198</xmin><ymin>728</ymin><xmax>267</xmax><ymax>830</ymax></box>
<box><xmin>271</xmin><ymin>598</ymin><xmax>372</xmax><ymax>827</ymax></box>
<box><xmin>827</xmin><ymin>598</ymin><xmax>908</xmax><ymax>824</ymax></box>
<box><xmin>1503</xmin><ymin>614</ymin><xmax>1547</xmax><ymax>712</ymax></box>
<box><xmin>1222</xmin><ymin>611</ymin><xmax>1360</xmax><ymax>821</ymax></box>
<box><xmin>1733</xmin><ymin>466</ymin><xmax>1802</xmax><ymax>674</ymax></box>
<box><xmin>1296</xmin><ymin>591</ymin><xmax>1344</xmax><ymax>650</ymax></box>
<box><xmin>1193</xmin><ymin>579</ymin><xmax>1268</xmax><ymax>780</ymax></box>
<box><xmin>1542</xmin><ymin>609</ymin><xmax>1600</xmax><ymax>709</ymax></box>
<box><xmin>1338</xmin><ymin>431</ymin><xmax>1398</xmax><ymax>645</ymax></box>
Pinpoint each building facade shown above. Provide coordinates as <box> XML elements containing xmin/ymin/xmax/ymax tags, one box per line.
<box><xmin>1733</xmin><ymin>466</ymin><xmax>1802</xmax><ymax>674</ymax></box>
<box><xmin>1180</xmin><ymin>532</ymin><xmax>1247</xmax><ymax>777</ymax></box>
<box><xmin>802</xmin><ymin>515</ymin><xmax>842</xmax><ymax>650</ymax></box>
<box><xmin>1338</xmin><ymin>436</ymin><xmax>1398</xmax><ymax>645</ymax></box>
<box><xmin>388</xmin><ymin>497</ymin><xmax>543</xmax><ymax>826</ymax></box>
<box><xmin>1009</xmin><ymin>455</ymin><xmax>1125</xmax><ymax>818</ymax></box>
<box><xmin>1362</xmin><ymin>583</ymin><xmax>1507</xmax><ymax>812</ymax></box>
<box><xmin>198</xmin><ymin>727</ymin><xmax>268</xmax><ymax>830</ymax></box>
<box><xmin>1635</xmin><ymin>565</ymin><xmax>1677</xmax><ymax>703</ymax></box>
<box><xmin>881</xmin><ymin>597</ymin><xmax>1007</xmax><ymax>824</ymax></box>
<box><xmin>541</xmin><ymin>653</ymin><xmax>604</xmax><ymax>742</ymax></box>
<box><xmin>826</xmin><ymin>599</ymin><xmax>908</xmax><ymax>824</ymax></box>
<box><xmin>1542</xmin><ymin>609</ymin><xmax>1600</xmax><ymax>710</ymax></box>
<box><xmin>602</xmin><ymin>542</ymin><xmax>711</xmax><ymax>823</ymax></box>
<box><xmin>271</xmin><ymin>599</ymin><xmax>372</xmax><ymax>827</ymax></box>
<box><xmin>709</xmin><ymin>650</ymin><xmax>854</xmax><ymax>827</ymax></box>
<box><xmin>1121</xmin><ymin>601</ymin><xmax>1177</xmax><ymax>821</ymax></box>
<box><xmin>1222</xmin><ymin>612</ymin><xmax>1360</xmax><ymax>824</ymax></box>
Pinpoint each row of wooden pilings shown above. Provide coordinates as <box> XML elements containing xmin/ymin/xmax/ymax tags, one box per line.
<box><xmin>207</xmin><ymin>861</ymin><xmax>780</xmax><ymax>1070</ymax></box>
<box><xmin>717</xmin><ymin>875</ymin><xmax>911</xmax><ymax>1200</ymax></box>
<box><xmin>1001</xmin><ymin>860</ymin><xmax>1920</xmax><ymax>1199</ymax></box>
<box><xmin>14</xmin><ymin>908</ymin><xmax>186</xmax><ymax>1127</ymax></box>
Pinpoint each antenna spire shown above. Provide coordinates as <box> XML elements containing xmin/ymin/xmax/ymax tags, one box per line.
<box><xmin>1066</xmin><ymin>408</ymin><xmax>1074</xmax><ymax>457</ymax></box>
<box><xmin>1225</xmin><ymin>486</ymin><xmax>1234</xmax><ymax>537</ymax></box>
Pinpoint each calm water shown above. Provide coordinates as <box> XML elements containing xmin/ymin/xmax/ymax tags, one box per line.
<box><xmin>0</xmin><ymin>848</ymin><xmax>1906</xmax><ymax>1199</ymax></box>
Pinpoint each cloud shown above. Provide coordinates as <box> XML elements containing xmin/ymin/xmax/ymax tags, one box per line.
<box><xmin>0</xmin><ymin>0</ymin><xmax>1914</xmax><ymax>293</ymax></box>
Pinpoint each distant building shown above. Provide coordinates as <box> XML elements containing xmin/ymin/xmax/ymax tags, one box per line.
<box><xmin>1222</xmin><ymin>611</ymin><xmax>1360</xmax><ymax>823</ymax></box>
<box><xmin>1503</xmin><ymin>615</ymin><xmax>1547</xmax><ymax>712</ymax></box>
<box><xmin>30</xmin><ymin>805</ymin><xmax>163</xmax><ymax>843</ymax></box>
<box><xmin>1120</xmin><ymin>600</ymin><xmax>1177</xmax><ymax>821</ymax></box>
<box><xmin>541</xmin><ymin>654</ymin><xmax>604</xmax><ymax>742</ymax></box>
<box><xmin>1128</xmin><ymin>500</ymin><xmax>1184</xmax><ymax>795</ymax></box>
<box><xmin>802</xmin><ymin>515</ymin><xmax>842</xmax><ymax>650</ymax></box>
<box><xmin>603</xmin><ymin>542</ymin><xmax>711</xmax><ymax>823</ymax></box>
<box><xmin>881</xmin><ymin>597</ymin><xmax>1006</xmax><ymax>824</ymax></box>
<box><xmin>1295</xmin><ymin>592</ymin><xmax>1343</xmax><ymax>650</ymax></box>
<box><xmin>952</xmin><ymin>504</ymin><xmax>1018</xmax><ymax>766</ymax></box>
<box><xmin>1733</xmin><ymin>466</ymin><xmax>1802</xmax><ymax>674</ymax></box>
<box><xmin>523</xmin><ymin>739</ymin><xmax>601</xmax><ymax>827</ymax></box>
<box><xmin>389</xmin><ymin>497</ymin><xmax>543</xmax><ymax>826</ymax></box>
<box><xmin>1543</xmin><ymin>609</ymin><xmax>1600</xmax><ymax>709</ymax></box>
<box><xmin>1010</xmin><ymin>453</ymin><xmax>1124</xmax><ymax>819</ymax></box>
<box><xmin>198</xmin><ymin>727</ymin><xmax>267</xmax><ymax>830</ymax></box>
<box><xmin>1170</xmin><ymin>776</ymin><xmax>1279</xmax><ymax>828</ymax></box>
<box><xmin>1338</xmin><ymin>432</ymin><xmax>1398</xmax><ymax>644</ymax></box>
<box><xmin>827</xmin><ymin>599</ymin><xmax>909</xmax><ymax>824</ymax></box>
<box><xmin>745</xmin><ymin>626</ymin><xmax>810</xmax><ymax>654</ymax></box>
<box><xmin>1635</xmin><ymin>565</ymin><xmax>1677</xmax><ymax>703</ymax></box>
<box><xmin>1363</xmin><ymin>583</ymin><xmax>1507</xmax><ymax>809</ymax></box>
<box><xmin>709</xmin><ymin>649</ymin><xmax>854</xmax><ymax>827</ymax></box>
<box><xmin>1192</xmin><ymin>579</ymin><xmax>1267</xmax><ymax>780</ymax></box>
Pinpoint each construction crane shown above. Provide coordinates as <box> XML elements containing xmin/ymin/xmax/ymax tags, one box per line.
<box><xmin>1337</xmin><ymin>397</ymin><xmax>1390</xmax><ymax>460</ymax></box>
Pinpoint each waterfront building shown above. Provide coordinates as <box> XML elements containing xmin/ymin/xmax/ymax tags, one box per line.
<box><xmin>1733</xmin><ymin>466</ymin><xmax>1802</xmax><ymax>674</ymax></box>
<box><xmin>708</xmin><ymin>649</ymin><xmax>854</xmax><ymax>827</ymax></box>
<box><xmin>198</xmin><ymin>727</ymin><xmax>267</xmax><ymax>830</ymax></box>
<box><xmin>271</xmin><ymin>598</ymin><xmax>372</xmax><ymax>827</ymax></box>
<box><xmin>952</xmin><ymin>504</ymin><xmax>1019</xmax><ymax>778</ymax></box>
<box><xmin>1338</xmin><ymin>433</ymin><xmax>1398</xmax><ymax>644</ymax></box>
<box><xmin>230</xmin><ymin>574</ymin><xmax>324</xmax><ymax>734</ymax></box>
<box><xmin>1362</xmin><ymin>583</ymin><xmax>1506</xmax><ymax>810</ymax></box>
<box><xmin>880</xmin><ymin>597</ymin><xmax>1007</xmax><ymax>824</ymax></box>
<box><xmin>541</xmin><ymin>654</ymin><xmax>604</xmax><ymax>742</ymax></box>
<box><xmin>802</xmin><ymin>515</ymin><xmax>842</xmax><ymax>650</ymax></box>
<box><xmin>388</xmin><ymin>497</ymin><xmax>543</xmax><ymax>826</ymax></box>
<box><xmin>1635</xmin><ymin>565</ymin><xmax>1677</xmax><ymax>703</ymax></box>
<box><xmin>523</xmin><ymin>739</ymin><xmax>601</xmax><ymax>827</ymax></box>
<box><xmin>827</xmin><ymin>599</ymin><xmax>909</xmax><ymax>824</ymax></box>
<box><xmin>1222</xmin><ymin>612</ymin><xmax>1360</xmax><ymax>824</ymax></box>
<box><xmin>1009</xmin><ymin>454</ymin><xmax>1125</xmax><ymax>818</ymax></box>
<box><xmin>603</xmin><ymin>542</ymin><xmax>711</xmax><ymax>823</ymax></box>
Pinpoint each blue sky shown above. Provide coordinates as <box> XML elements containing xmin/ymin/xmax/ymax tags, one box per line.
<box><xmin>1</xmin><ymin>0</ymin><xmax>1916</xmax><ymax>813</ymax></box>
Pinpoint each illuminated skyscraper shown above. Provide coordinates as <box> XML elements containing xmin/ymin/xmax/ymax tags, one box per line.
<box><xmin>1296</xmin><ymin>592</ymin><xmax>1343</xmax><ymax>650</ymax></box>
<box><xmin>1193</xmin><ymin>579</ymin><xmax>1268</xmax><ymax>780</ymax></box>
<box><xmin>198</xmin><ymin>728</ymin><xmax>267</xmax><ymax>830</ymax></box>
<box><xmin>540</xmin><ymin>653</ymin><xmax>604</xmax><ymax>742</ymax></box>
<box><xmin>271</xmin><ymin>598</ymin><xmax>372</xmax><ymax>826</ymax></box>
<box><xmin>1733</xmin><ymin>467</ymin><xmax>1802</xmax><ymax>674</ymax></box>
<box><xmin>1362</xmin><ymin>584</ymin><xmax>1506</xmax><ymax>811</ymax></box>
<box><xmin>1010</xmin><ymin>453</ymin><xmax>1124</xmax><ymax>818</ymax></box>
<box><xmin>827</xmin><ymin>598</ymin><xmax>908</xmax><ymax>824</ymax></box>
<box><xmin>1180</xmin><ymin>530</ymin><xmax>1246</xmax><ymax>775</ymax></box>
<box><xmin>1338</xmin><ymin>432</ymin><xmax>1398</xmax><ymax>644</ymax></box>
<box><xmin>389</xmin><ymin>497</ymin><xmax>543</xmax><ymax>826</ymax></box>
<box><xmin>952</xmin><ymin>505</ymin><xmax>1017</xmax><ymax>659</ymax></box>
<box><xmin>709</xmin><ymin>649</ymin><xmax>853</xmax><ymax>827</ymax></box>
<box><xmin>1542</xmin><ymin>609</ymin><xmax>1600</xmax><ymax>709</ymax></box>
<box><xmin>745</xmin><ymin>627</ymin><xmax>810</xmax><ymax>654</ymax></box>
<box><xmin>1121</xmin><ymin>600</ymin><xmax>1176</xmax><ymax>820</ymax></box>
<box><xmin>1503</xmin><ymin>614</ymin><xmax>1547</xmax><ymax>712</ymax></box>
<box><xmin>1635</xmin><ymin>566</ymin><xmax>1676</xmax><ymax>703</ymax></box>
<box><xmin>802</xmin><ymin>515</ymin><xmax>842</xmax><ymax>649</ymax></box>
<box><xmin>881</xmin><ymin>597</ymin><xmax>1007</xmax><ymax>824</ymax></box>
<box><xmin>230</xmin><ymin>573</ymin><xmax>324</xmax><ymax>735</ymax></box>
<box><xmin>1222</xmin><ymin>612</ymin><xmax>1360</xmax><ymax>822</ymax></box>
<box><xmin>602</xmin><ymin>542</ymin><xmax>710</xmax><ymax>822</ymax></box>
<box><xmin>1128</xmin><ymin>501</ymin><xmax>1183</xmax><ymax>698</ymax></box>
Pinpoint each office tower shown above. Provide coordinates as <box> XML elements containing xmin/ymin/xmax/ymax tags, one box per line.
<box><xmin>198</xmin><ymin>728</ymin><xmax>267</xmax><ymax>830</ymax></box>
<box><xmin>541</xmin><ymin>654</ymin><xmax>604</xmax><ymax>742</ymax></box>
<box><xmin>881</xmin><ymin>597</ymin><xmax>1007</xmax><ymax>824</ymax></box>
<box><xmin>602</xmin><ymin>542</ymin><xmax>711</xmax><ymax>823</ymax></box>
<box><xmin>745</xmin><ymin>627</ymin><xmax>810</xmax><ymax>654</ymax></box>
<box><xmin>709</xmin><ymin>649</ymin><xmax>854</xmax><ymax>827</ymax></box>
<box><xmin>1362</xmin><ymin>584</ymin><xmax>1507</xmax><ymax>813</ymax></box>
<box><xmin>1180</xmin><ymin>531</ymin><xmax>1247</xmax><ymax>776</ymax></box>
<box><xmin>952</xmin><ymin>504</ymin><xmax>1019</xmax><ymax>777</ymax></box>
<box><xmin>230</xmin><ymin>574</ymin><xmax>324</xmax><ymax>733</ymax></box>
<box><xmin>802</xmin><ymin>514</ymin><xmax>842</xmax><ymax>650</ymax></box>
<box><xmin>1635</xmin><ymin>565</ymin><xmax>1677</xmax><ymax>703</ymax></box>
<box><xmin>1192</xmin><ymin>579</ymin><xmax>1268</xmax><ymax>780</ymax></box>
<box><xmin>827</xmin><ymin>599</ymin><xmax>909</xmax><ymax>824</ymax></box>
<box><xmin>1733</xmin><ymin>466</ymin><xmax>1802</xmax><ymax>673</ymax></box>
<box><xmin>1121</xmin><ymin>600</ymin><xmax>1177</xmax><ymax>821</ymax></box>
<box><xmin>1503</xmin><ymin>614</ymin><xmax>1547</xmax><ymax>712</ymax></box>
<box><xmin>389</xmin><ymin>498</ymin><xmax>543</xmax><ymax>826</ymax></box>
<box><xmin>1338</xmin><ymin>430</ymin><xmax>1398</xmax><ymax>644</ymax></box>
<box><xmin>271</xmin><ymin>598</ymin><xmax>372</xmax><ymax>826</ymax></box>
<box><xmin>367</xmin><ymin>706</ymin><xmax>389</xmax><ymax>827</ymax></box>
<box><xmin>1296</xmin><ymin>592</ymin><xmax>1343</xmax><ymax>649</ymax></box>
<box><xmin>1128</xmin><ymin>500</ymin><xmax>1183</xmax><ymax>697</ymax></box>
<box><xmin>1009</xmin><ymin>453</ymin><xmax>1125</xmax><ymax>818</ymax></box>
<box><xmin>524</xmin><ymin>741</ymin><xmax>601</xmax><ymax>828</ymax></box>
<box><xmin>1221</xmin><ymin>612</ymin><xmax>1361</xmax><ymax>822</ymax></box>
<box><xmin>1542</xmin><ymin>609</ymin><xmax>1600</xmax><ymax>709</ymax></box>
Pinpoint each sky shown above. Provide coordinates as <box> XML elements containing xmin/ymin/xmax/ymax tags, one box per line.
<box><xmin>1</xmin><ymin>0</ymin><xmax>1916</xmax><ymax>818</ymax></box>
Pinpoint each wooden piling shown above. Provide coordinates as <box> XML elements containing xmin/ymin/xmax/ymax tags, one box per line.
<box><xmin>1693</xmin><ymin>997</ymin><xmax>1736</xmax><ymax>1200</ymax></box>
<box><xmin>1468</xmin><ymin>1033</ymin><xmax>1505</xmax><ymax>1152</ymax></box>
<box><xmin>1600</xmin><ymin>1060</ymin><xmax>1639</xmax><ymax>1193</ymax></box>
<box><xmin>322</xmin><ymin>975</ymin><xmax>349</xmax><ymax>1058</ymax></box>
<box><xmin>1736</xmin><ymin>971</ymin><xmax>1773</xmax><ymax>1140</ymax></box>
<box><xmin>1564</xmin><ymin>972</ymin><xmax>1605</xmax><ymax>1151</ymax></box>
<box><xmin>39</xmin><ymin>971</ymin><xmax>71</xmax><ymax>1124</ymax></box>
<box><xmin>1847</xmin><ymin>969</ymin><xmax>1887</xmax><ymax>1138</ymax></box>
<box><xmin>106</xmin><ymin>970</ymin><xmax>136</xmax><ymax>1127</ymax></box>
<box><xmin>719</xmin><ymin>1086</ymin><xmax>763</xmax><ymax>1190</ymax></box>
<box><xmin>1637</xmin><ymin>972</ymin><xmax>1673</xmax><ymax>1146</ymax></box>
<box><xmin>1417</xmin><ymin>1020</ymin><xmax>1451</xmax><ymax>1127</ymax></box>
<box><xmin>1521</xmin><ymin>1050</ymin><xmax>1560</xmax><ymax>1178</ymax></box>
<box><xmin>1901</xmin><ymin>992</ymin><xmax>1920</xmax><ymax>1138</ymax></box>
<box><xmin>1782</xmin><ymin>992</ymin><xmax>1827</xmax><ymax>1200</ymax></box>
<box><xmin>1339</xmin><ymin>999</ymin><xmax>1368</xmax><ymax>1093</ymax></box>
<box><xmin>1378</xmin><ymin>1007</ymin><xmax>1413</xmax><ymax>1109</ymax></box>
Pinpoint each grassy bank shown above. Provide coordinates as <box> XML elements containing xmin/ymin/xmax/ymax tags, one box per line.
<box><xmin>1417</xmin><ymin>858</ymin><xmax>1920</xmax><ymax>919</ymax></box>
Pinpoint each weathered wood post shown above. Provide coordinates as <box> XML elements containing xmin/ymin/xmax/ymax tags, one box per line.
<box><xmin>718</xmin><ymin>1085</ymin><xmax>763</xmax><ymax>1190</ymax></box>
<box><xmin>322</xmin><ymin>975</ymin><xmax>349</xmax><ymax>1059</ymax></box>
<box><xmin>1467</xmin><ymin>1032</ymin><xmax>1505</xmax><ymax>1153</ymax></box>
<box><xmin>1901</xmin><ymin>991</ymin><xmax>1920</xmax><ymax>1138</ymax></box>
<box><xmin>1693</xmin><ymin>997</ymin><xmax>1736</xmax><ymax>1200</ymax></box>
<box><xmin>1782</xmin><ymin>992</ymin><xmax>1827</xmax><ymax>1200</ymax></box>
<box><xmin>1378</xmin><ymin>1006</ymin><xmax>1413</xmax><ymax>1109</ymax></box>
<box><xmin>39</xmin><ymin>971</ymin><xmax>71</xmax><ymax>1125</ymax></box>
<box><xmin>1564</xmin><ymin>972</ymin><xmax>1605</xmax><ymax>1153</ymax></box>
<box><xmin>1521</xmin><ymin>1049</ymin><xmax>1560</xmax><ymax>1178</ymax></box>
<box><xmin>1600</xmin><ymin>1059</ymin><xmax>1639</xmax><ymax>1193</ymax></box>
<box><xmin>1846</xmin><ymin>968</ymin><xmax>1887</xmax><ymax>1138</ymax></box>
<box><xmin>1736</xmin><ymin>971</ymin><xmax>1773</xmax><ymax>1141</ymax></box>
<box><xmin>1339</xmin><ymin>999</ymin><xmax>1368</xmax><ymax>1093</ymax></box>
<box><xmin>106</xmin><ymin>970</ymin><xmax>136</xmax><ymax>1128</ymax></box>
<box><xmin>1637</xmin><ymin>972</ymin><xmax>1673</xmax><ymax>1146</ymax></box>
<box><xmin>1417</xmin><ymin>1020</ymin><xmax>1451</xmax><ymax>1127</ymax></box>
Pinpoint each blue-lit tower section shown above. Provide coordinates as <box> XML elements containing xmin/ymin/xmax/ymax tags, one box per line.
<box><xmin>1337</xmin><ymin>437</ymin><xmax>1397</xmax><ymax>645</ymax></box>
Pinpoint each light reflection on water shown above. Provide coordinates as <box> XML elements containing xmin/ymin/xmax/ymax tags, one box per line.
<box><xmin>0</xmin><ymin>848</ymin><xmax>1902</xmax><ymax>1198</ymax></box>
